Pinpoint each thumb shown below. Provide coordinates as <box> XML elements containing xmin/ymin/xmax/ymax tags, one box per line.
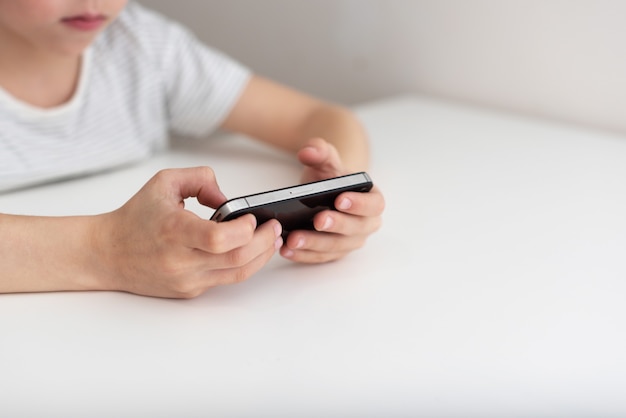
<box><xmin>297</xmin><ymin>138</ymin><xmax>344</xmax><ymax>178</ymax></box>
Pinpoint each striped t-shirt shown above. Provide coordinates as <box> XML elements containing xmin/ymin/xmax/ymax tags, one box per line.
<box><xmin>0</xmin><ymin>1</ymin><xmax>250</xmax><ymax>193</ymax></box>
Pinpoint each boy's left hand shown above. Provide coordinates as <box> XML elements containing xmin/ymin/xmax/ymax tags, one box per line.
<box><xmin>280</xmin><ymin>138</ymin><xmax>385</xmax><ymax>263</ymax></box>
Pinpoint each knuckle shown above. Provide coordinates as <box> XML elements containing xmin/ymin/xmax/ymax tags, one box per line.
<box><xmin>167</xmin><ymin>275</ymin><xmax>204</xmax><ymax>299</ymax></box>
<box><xmin>327</xmin><ymin>238</ymin><xmax>342</xmax><ymax>253</ymax></box>
<box><xmin>232</xmin><ymin>267</ymin><xmax>251</xmax><ymax>284</ymax></box>
<box><xmin>327</xmin><ymin>251</ymin><xmax>349</xmax><ymax>262</ymax></box>
<box><xmin>322</xmin><ymin>236</ymin><xmax>344</xmax><ymax>253</ymax></box>
<box><xmin>156</xmin><ymin>256</ymin><xmax>204</xmax><ymax>299</ymax></box>
<box><xmin>204</xmin><ymin>229</ymin><xmax>229</xmax><ymax>253</ymax></box>
<box><xmin>149</xmin><ymin>169</ymin><xmax>178</xmax><ymax>195</ymax></box>
<box><xmin>152</xmin><ymin>168</ymin><xmax>173</xmax><ymax>186</ymax></box>
<box><xmin>376</xmin><ymin>193</ymin><xmax>386</xmax><ymax>214</ymax></box>
<box><xmin>174</xmin><ymin>285</ymin><xmax>203</xmax><ymax>299</ymax></box>
<box><xmin>362</xmin><ymin>192</ymin><xmax>385</xmax><ymax>215</ymax></box>
<box><xmin>158</xmin><ymin>256</ymin><xmax>186</xmax><ymax>280</ymax></box>
<box><xmin>354</xmin><ymin>237</ymin><xmax>367</xmax><ymax>249</ymax></box>
<box><xmin>226</xmin><ymin>247</ymin><xmax>252</xmax><ymax>267</ymax></box>
<box><xmin>169</xmin><ymin>278</ymin><xmax>192</xmax><ymax>296</ymax></box>
<box><xmin>310</xmin><ymin>253</ymin><xmax>332</xmax><ymax>264</ymax></box>
<box><xmin>161</xmin><ymin>215</ymin><xmax>181</xmax><ymax>241</ymax></box>
<box><xmin>296</xmin><ymin>250</ymin><xmax>344</xmax><ymax>264</ymax></box>
<box><xmin>371</xmin><ymin>216</ymin><xmax>383</xmax><ymax>232</ymax></box>
<box><xmin>221</xmin><ymin>264</ymin><xmax>254</xmax><ymax>285</ymax></box>
<box><xmin>196</xmin><ymin>166</ymin><xmax>216</xmax><ymax>181</ymax></box>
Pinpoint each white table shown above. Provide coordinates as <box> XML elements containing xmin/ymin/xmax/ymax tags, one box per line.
<box><xmin>1</xmin><ymin>96</ymin><xmax>625</xmax><ymax>417</ymax></box>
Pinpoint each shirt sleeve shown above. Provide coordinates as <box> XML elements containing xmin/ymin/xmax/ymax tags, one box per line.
<box><xmin>122</xmin><ymin>2</ymin><xmax>252</xmax><ymax>138</ymax></box>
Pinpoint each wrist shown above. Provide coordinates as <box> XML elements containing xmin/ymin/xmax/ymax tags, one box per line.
<box><xmin>82</xmin><ymin>211</ymin><xmax>123</xmax><ymax>292</ymax></box>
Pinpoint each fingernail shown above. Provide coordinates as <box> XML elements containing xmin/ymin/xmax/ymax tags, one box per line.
<box><xmin>283</xmin><ymin>248</ymin><xmax>294</xmax><ymax>258</ymax></box>
<box><xmin>321</xmin><ymin>216</ymin><xmax>333</xmax><ymax>231</ymax></box>
<box><xmin>337</xmin><ymin>198</ymin><xmax>352</xmax><ymax>210</ymax></box>
<box><xmin>274</xmin><ymin>237</ymin><xmax>283</xmax><ymax>250</ymax></box>
<box><xmin>294</xmin><ymin>237</ymin><xmax>305</xmax><ymax>249</ymax></box>
<box><xmin>274</xmin><ymin>222</ymin><xmax>283</xmax><ymax>238</ymax></box>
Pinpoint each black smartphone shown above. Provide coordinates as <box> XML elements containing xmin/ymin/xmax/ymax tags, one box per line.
<box><xmin>210</xmin><ymin>172</ymin><xmax>373</xmax><ymax>237</ymax></box>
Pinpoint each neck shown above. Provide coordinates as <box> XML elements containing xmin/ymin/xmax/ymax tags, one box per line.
<box><xmin>0</xmin><ymin>28</ymin><xmax>83</xmax><ymax>108</ymax></box>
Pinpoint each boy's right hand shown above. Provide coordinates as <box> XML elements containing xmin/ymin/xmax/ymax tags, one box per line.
<box><xmin>91</xmin><ymin>167</ymin><xmax>282</xmax><ymax>299</ymax></box>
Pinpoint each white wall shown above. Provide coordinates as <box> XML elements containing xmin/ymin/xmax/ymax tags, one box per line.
<box><xmin>140</xmin><ymin>0</ymin><xmax>626</xmax><ymax>135</ymax></box>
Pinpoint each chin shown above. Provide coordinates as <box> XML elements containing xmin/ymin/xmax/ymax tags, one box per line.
<box><xmin>53</xmin><ymin>40</ymin><xmax>96</xmax><ymax>56</ymax></box>
<box><xmin>46</xmin><ymin>31</ymin><xmax>103</xmax><ymax>56</ymax></box>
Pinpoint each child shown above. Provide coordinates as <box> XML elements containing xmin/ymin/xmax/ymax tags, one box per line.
<box><xmin>0</xmin><ymin>0</ymin><xmax>385</xmax><ymax>298</ymax></box>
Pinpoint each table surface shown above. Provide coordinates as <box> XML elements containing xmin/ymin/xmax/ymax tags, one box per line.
<box><xmin>1</xmin><ymin>95</ymin><xmax>625</xmax><ymax>417</ymax></box>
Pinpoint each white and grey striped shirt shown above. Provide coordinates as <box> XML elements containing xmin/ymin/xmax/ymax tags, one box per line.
<box><xmin>0</xmin><ymin>1</ymin><xmax>250</xmax><ymax>193</ymax></box>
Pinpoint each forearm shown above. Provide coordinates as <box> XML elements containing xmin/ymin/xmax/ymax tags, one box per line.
<box><xmin>0</xmin><ymin>213</ymin><xmax>104</xmax><ymax>293</ymax></box>
<box><xmin>222</xmin><ymin>75</ymin><xmax>370</xmax><ymax>173</ymax></box>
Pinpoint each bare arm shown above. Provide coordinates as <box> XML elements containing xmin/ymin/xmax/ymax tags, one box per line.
<box><xmin>0</xmin><ymin>77</ymin><xmax>383</xmax><ymax>295</ymax></box>
<box><xmin>221</xmin><ymin>75</ymin><xmax>369</xmax><ymax>173</ymax></box>
<box><xmin>0</xmin><ymin>213</ymin><xmax>100</xmax><ymax>293</ymax></box>
<box><xmin>0</xmin><ymin>168</ymin><xmax>282</xmax><ymax>298</ymax></box>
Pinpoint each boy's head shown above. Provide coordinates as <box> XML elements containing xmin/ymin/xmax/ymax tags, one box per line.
<box><xmin>0</xmin><ymin>0</ymin><xmax>128</xmax><ymax>56</ymax></box>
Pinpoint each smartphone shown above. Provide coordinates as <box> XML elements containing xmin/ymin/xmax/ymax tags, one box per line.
<box><xmin>211</xmin><ymin>172</ymin><xmax>373</xmax><ymax>236</ymax></box>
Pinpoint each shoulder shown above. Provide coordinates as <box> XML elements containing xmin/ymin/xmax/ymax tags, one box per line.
<box><xmin>90</xmin><ymin>1</ymin><xmax>251</xmax><ymax>138</ymax></box>
<box><xmin>112</xmin><ymin>1</ymin><xmax>186</xmax><ymax>41</ymax></box>
<box><xmin>94</xmin><ymin>1</ymin><xmax>193</xmax><ymax>66</ymax></box>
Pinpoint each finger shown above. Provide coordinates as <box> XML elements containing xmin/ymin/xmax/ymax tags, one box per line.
<box><xmin>312</xmin><ymin>209</ymin><xmax>383</xmax><ymax>237</ymax></box>
<box><xmin>203</xmin><ymin>232</ymin><xmax>282</xmax><ymax>287</ymax></box>
<box><xmin>182</xmin><ymin>213</ymin><xmax>258</xmax><ymax>254</ymax></box>
<box><xmin>285</xmin><ymin>227</ymin><xmax>367</xmax><ymax>255</ymax></box>
<box><xmin>198</xmin><ymin>219</ymin><xmax>282</xmax><ymax>270</ymax></box>
<box><xmin>280</xmin><ymin>238</ymin><xmax>349</xmax><ymax>264</ymax></box>
<box><xmin>334</xmin><ymin>186</ymin><xmax>385</xmax><ymax>217</ymax></box>
<box><xmin>205</xmin><ymin>219</ymin><xmax>283</xmax><ymax>269</ymax></box>
<box><xmin>297</xmin><ymin>138</ymin><xmax>344</xmax><ymax>178</ymax></box>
